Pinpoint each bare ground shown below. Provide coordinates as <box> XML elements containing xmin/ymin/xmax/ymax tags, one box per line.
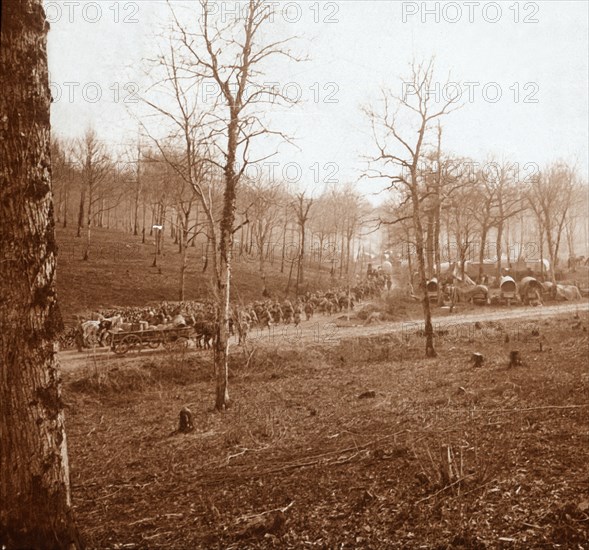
<box><xmin>63</xmin><ymin>306</ymin><xmax>589</xmax><ymax>549</ymax></box>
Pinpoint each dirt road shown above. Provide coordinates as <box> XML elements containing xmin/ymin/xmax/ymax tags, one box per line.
<box><xmin>59</xmin><ymin>301</ymin><xmax>588</xmax><ymax>372</ymax></box>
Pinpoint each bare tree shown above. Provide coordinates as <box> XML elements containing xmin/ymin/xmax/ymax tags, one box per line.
<box><xmin>564</xmin><ymin>181</ymin><xmax>589</xmax><ymax>270</ymax></box>
<box><xmin>245</xmin><ymin>178</ymin><xmax>282</xmax><ymax>276</ymax></box>
<box><xmin>365</xmin><ymin>60</ymin><xmax>459</xmax><ymax>357</ymax></box>
<box><xmin>527</xmin><ymin>162</ymin><xmax>576</xmax><ymax>285</ymax></box>
<box><xmin>490</xmin><ymin>162</ymin><xmax>525</xmax><ymax>281</ymax></box>
<box><xmin>309</xmin><ymin>191</ymin><xmax>336</xmax><ymax>274</ymax></box>
<box><xmin>446</xmin><ymin>180</ymin><xmax>479</xmax><ymax>278</ymax></box>
<box><xmin>73</xmin><ymin>128</ymin><xmax>120</xmax><ymax>260</ymax></box>
<box><xmin>51</xmin><ymin>137</ymin><xmax>75</xmax><ymax>228</ymax></box>
<box><xmin>472</xmin><ymin>169</ymin><xmax>496</xmax><ymax>282</ymax></box>
<box><xmin>145</xmin><ymin>0</ymin><xmax>301</xmax><ymax>410</ymax></box>
<box><xmin>0</xmin><ymin>2</ymin><xmax>82</xmax><ymax>547</ymax></box>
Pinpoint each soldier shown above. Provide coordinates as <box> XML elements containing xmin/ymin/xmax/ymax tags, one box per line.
<box><xmin>293</xmin><ymin>300</ymin><xmax>303</xmax><ymax>327</ymax></box>
<box><xmin>237</xmin><ymin>309</ymin><xmax>251</xmax><ymax>345</ymax></box>
<box><xmin>304</xmin><ymin>300</ymin><xmax>314</xmax><ymax>321</ymax></box>
<box><xmin>282</xmin><ymin>300</ymin><xmax>294</xmax><ymax>324</ymax></box>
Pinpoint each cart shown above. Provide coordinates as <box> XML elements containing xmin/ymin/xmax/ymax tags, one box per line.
<box><xmin>110</xmin><ymin>326</ymin><xmax>194</xmax><ymax>355</ymax></box>
<box><xmin>518</xmin><ymin>276</ymin><xmax>544</xmax><ymax>306</ymax></box>
<box><xmin>500</xmin><ymin>276</ymin><xmax>518</xmax><ymax>306</ymax></box>
<box><xmin>426</xmin><ymin>278</ymin><xmax>439</xmax><ymax>302</ymax></box>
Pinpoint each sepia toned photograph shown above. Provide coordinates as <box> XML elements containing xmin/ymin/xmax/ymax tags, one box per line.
<box><xmin>1</xmin><ymin>1</ymin><xmax>588</xmax><ymax>548</ymax></box>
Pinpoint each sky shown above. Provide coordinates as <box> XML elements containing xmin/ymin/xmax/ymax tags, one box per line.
<box><xmin>46</xmin><ymin>1</ymin><xmax>589</xmax><ymax>204</ymax></box>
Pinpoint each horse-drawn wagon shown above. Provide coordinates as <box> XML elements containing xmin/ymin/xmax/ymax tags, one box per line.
<box><xmin>109</xmin><ymin>326</ymin><xmax>195</xmax><ymax>355</ymax></box>
<box><xmin>500</xmin><ymin>275</ymin><xmax>518</xmax><ymax>306</ymax></box>
<box><xmin>518</xmin><ymin>276</ymin><xmax>544</xmax><ymax>306</ymax></box>
<box><xmin>426</xmin><ymin>278</ymin><xmax>439</xmax><ymax>302</ymax></box>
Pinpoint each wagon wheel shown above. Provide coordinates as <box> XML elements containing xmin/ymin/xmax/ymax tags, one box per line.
<box><xmin>113</xmin><ymin>339</ymin><xmax>129</xmax><ymax>356</ymax></box>
<box><xmin>123</xmin><ymin>334</ymin><xmax>143</xmax><ymax>354</ymax></box>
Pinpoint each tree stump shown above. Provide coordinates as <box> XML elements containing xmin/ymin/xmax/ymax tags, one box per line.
<box><xmin>471</xmin><ymin>353</ymin><xmax>484</xmax><ymax>368</ymax></box>
<box><xmin>509</xmin><ymin>350</ymin><xmax>522</xmax><ymax>368</ymax></box>
<box><xmin>178</xmin><ymin>407</ymin><xmax>194</xmax><ymax>433</ymax></box>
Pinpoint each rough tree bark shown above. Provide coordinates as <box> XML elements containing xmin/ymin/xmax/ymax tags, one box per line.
<box><xmin>0</xmin><ymin>1</ymin><xmax>82</xmax><ymax>548</ymax></box>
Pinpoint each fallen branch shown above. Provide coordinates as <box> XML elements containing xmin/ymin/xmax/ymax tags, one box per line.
<box><xmin>128</xmin><ymin>517</ymin><xmax>156</xmax><ymax>527</ymax></box>
<box><xmin>226</xmin><ymin>448</ymin><xmax>248</xmax><ymax>462</ymax></box>
<box><xmin>522</xmin><ymin>522</ymin><xmax>544</xmax><ymax>530</ymax></box>
<box><xmin>235</xmin><ymin>501</ymin><xmax>294</xmax><ymax>523</ymax></box>
<box><xmin>237</xmin><ymin>430</ymin><xmax>408</xmax><ymax>477</ymax></box>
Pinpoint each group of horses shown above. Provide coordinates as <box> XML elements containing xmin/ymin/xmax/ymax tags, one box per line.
<box><xmin>61</xmin><ymin>273</ymin><xmax>386</xmax><ymax>351</ymax></box>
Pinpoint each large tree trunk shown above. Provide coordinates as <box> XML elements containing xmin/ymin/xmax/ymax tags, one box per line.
<box><xmin>0</xmin><ymin>2</ymin><xmax>82</xmax><ymax>547</ymax></box>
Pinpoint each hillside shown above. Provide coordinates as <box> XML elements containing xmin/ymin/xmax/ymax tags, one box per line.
<box><xmin>55</xmin><ymin>226</ymin><xmax>343</xmax><ymax>324</ymax></box>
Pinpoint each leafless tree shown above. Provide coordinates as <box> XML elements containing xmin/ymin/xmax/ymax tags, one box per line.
<box><xmin>488</xmin><ymin>162</ymin><xmax>526</xmax><ymax>280</ymax></box>
<box><xmin>51</xmin><ymin>137</ymin><xmax>75</xmax><ymax>228</ymax></box>
<box><xmin>73</xmin><ymin>128</ymin><xmax>124</xmax><ymax>260</ymax></box>
<box><xmin>244</xmin><ymin>178</ymin><xmax>282</xmax><ymax>276</ymax></box>
<box><xmin>365</xmin><ymin>60</ymin><xmax>460</xmax><ymax>357</ymax></box>
<box><xmin>564</xmin><ymin>181</ymin><xmax>589</xmax><ymax>270</ymax></box>
<box><xmin>144</xmin><ymin>0</ymin><xmax>301</xmax><ymax>410</ymax></box>
<box><xmin>527</xmin><ymin>162</ymin><xmax>576</xmax><ymax>284</ymax></box>
<box><xmin>445</xmin><ymin>180</ymin><xmax>479</xmax><ymax>279</ymax></box>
